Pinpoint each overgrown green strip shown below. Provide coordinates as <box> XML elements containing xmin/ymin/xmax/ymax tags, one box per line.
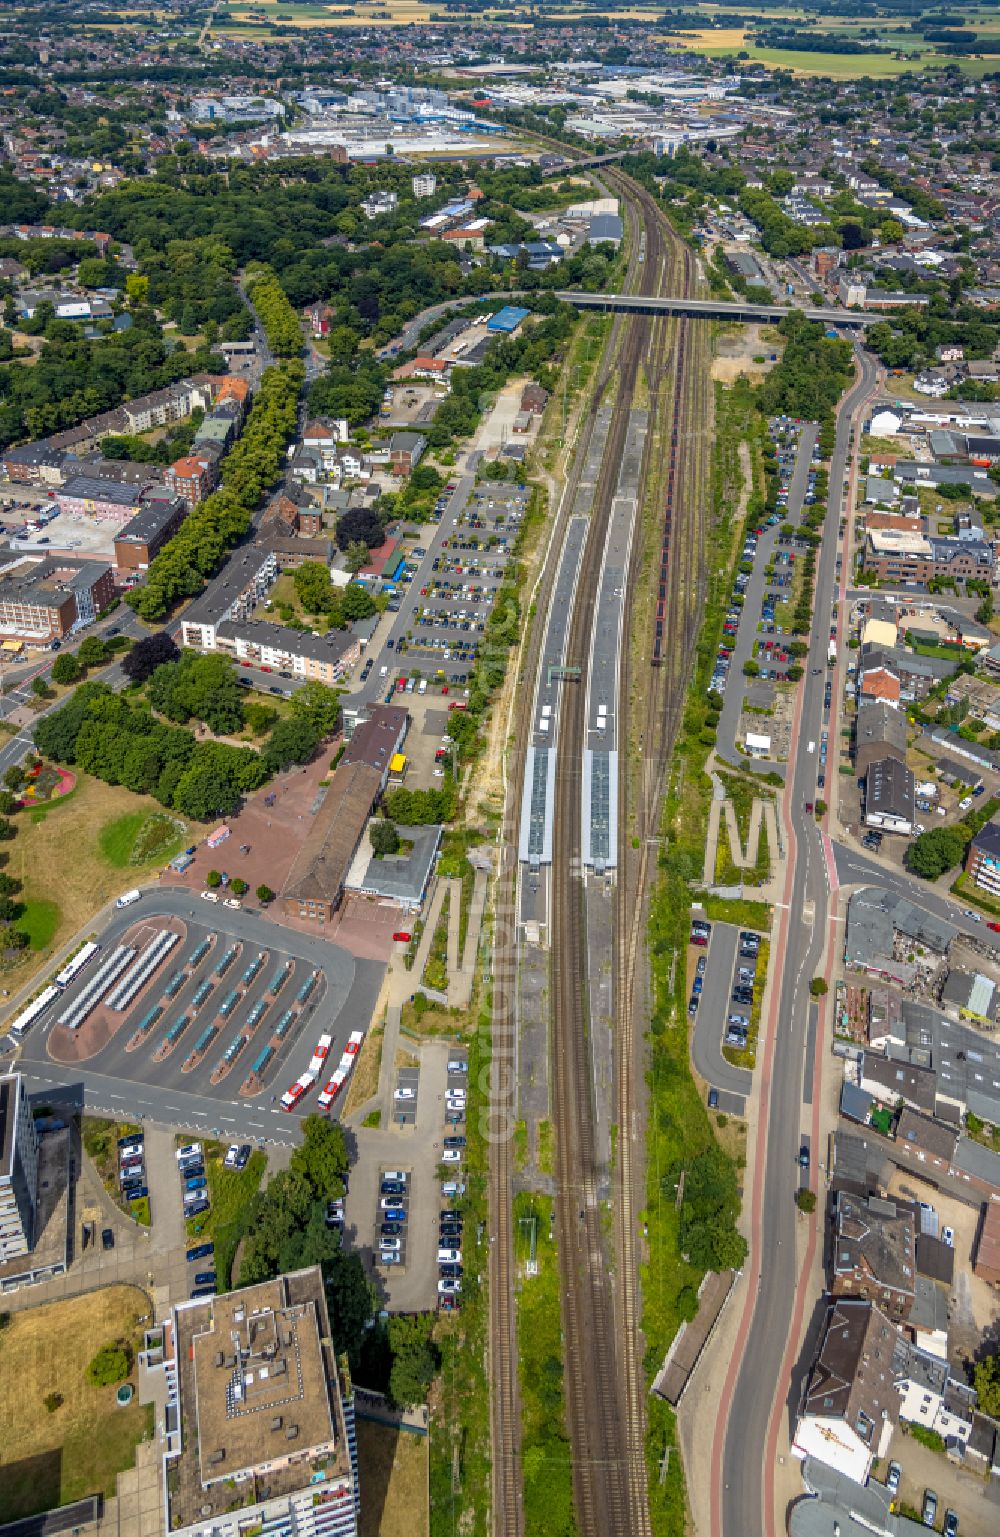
<box><xmin>513</xmin><ymin>1192</ymin><xmax>575</xmax><ymax>1537</ymax></box>
<box><xmin>642</xmin><ymin>380</ymin><xmax>761</xmax><ymax>1534</ymax></box>
<box><xmin>429</xmin><ymin>1012</ymin><xmax>491</xmax><ymax>1537</ymax></box>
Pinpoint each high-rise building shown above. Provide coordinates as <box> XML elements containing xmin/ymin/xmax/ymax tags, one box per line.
<box><xmin>160</xmin><ymin>1267</ymin><xmax>359</xmax><ymax>1537</ymax></box>
<box><xmin>0</xmin><ymin>1073</ymin><xmax>39</xmax><ymax>1262</ymax></box>
<box><xmin>412</xmin><ymin>172</ymin><xmax>437</xmax><ymax>198</ymax></box>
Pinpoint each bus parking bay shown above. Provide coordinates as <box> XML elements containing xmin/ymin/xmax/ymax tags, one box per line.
<box><xmin>13</xmin><ymin>902</ymin><xmax>379</xmax><ymax>1116</ymax></box>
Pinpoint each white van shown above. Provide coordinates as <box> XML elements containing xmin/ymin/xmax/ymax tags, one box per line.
<box><xmin>116</xmin><ymin>889</ymin><xmax>141</xmax><ymax>909</ymax></box>
<box><xmin>419</xmin><ymin>679</ymin><xmax>427</xmax><ymax>695</ymax></box>
<box><xmin>807</xmin><ymin>741</ymin><xmax>815</xmax><ymax>754</ymax></box>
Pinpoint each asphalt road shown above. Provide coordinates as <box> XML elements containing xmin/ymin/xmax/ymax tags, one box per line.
<box><xmin>719</xmin><ymin>347</ymin><xmax>880</xmax><ymax>1537</ymax></box>
<box><xmin>716</xmin><ymin>421</ymin><xmax>817</xmax><ymax>771</ymax></box>
<box><xmin>690</xmin><ymin>924</ymin><xmax>752</xmax><ymax>1099</ymax></box>
<box><xmin>13</xmin><ymin>888</ymin><xmax>384</xmax><ymax>1147</ymax></box>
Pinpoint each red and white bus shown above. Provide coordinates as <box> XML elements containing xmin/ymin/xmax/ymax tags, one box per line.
<box><xmin>309</xmin><ymin>1032</ymin><xmax>333</xmax><ymax>1076</ymax></box>
<box><xmin>280</xmin><ymin>1074</ymin><xmax>314</xmax><ymax>1111</ymax></box>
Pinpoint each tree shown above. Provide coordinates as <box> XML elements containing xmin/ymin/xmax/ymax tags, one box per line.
<box><xmin>206</xmin><ymin>869</ymin><xmax>222</xmax><ymax>888</ymax></box>
<box><xmin>809</xmin><ymin>977</ymin><xmax>828</xmax><ymax>997</ymax></box>
<box><xmin>77</xmin><ymin>635</ymin><xmax>109</xmax><ymax>668</ymax></box>
<box><xmin>796</xmin><ymin>1189</ymin><xmax>817</xmax><ymax>1214</ymax></box>
<box><xmin>290</xmin><ymin>1115</ymin><xmax>350</xmax><ymax>1195</ymax></box>
<box><xmin>256</xmin><ymin>883</ymin><xmax>274</xmax><ymax>903</ymax></box>
<box><xmin>974</xmin><ymin>1351</ymin><xmax>1000</xmax><ymax>1417</ymax></box>
<box><xmin>0</xmin><ymin>819</ymin><xmax>14</xmax><ymax>842</ymax></box>
<box><xmin>121</xmin><ymin>632</ymin><xmax>180</xmax><ymax>684</ymax></box>
<box><xmin>387</xmin><ymin>1314</ymin><xmax>440</xmax><ymax>1409</ymax></box>
<box><xmin>342</xmin><ymin>583</ymin><xmax>377</xmax><ymax>622</ymax></box>
<box><xmin>288</xmin><ymin>681</ymin><xmax>341</xmax><ymax>736</ymax></box>
<box><xmin>369</xmin><ymin>819</ymin><xmax>400</xmax><ymax>857</ymax></box>
<box><xmin>344</xmin><ymin>540</ymin><xmax>370</xmax><ymax>575</ymax></box>
<box><xmin>230</xmin><ymin>877</ymin><xmax>247</xmax><ymax>896</ymax></box>
<box><xmin>293</xmin><ymin>561</ymin><xmax>335</xmax><ymax>616</ymax></box>
<box><xmin>50</xmin><ymin>648</ymin><xmax>82</xmax><ymax>685</ymax></box>
<box><xmin>907</xmin><ymin>824</ymin><xmax>967</xmax><ymax>880</ymax></box>
<box><xmin>31</xmin><ymin>675</ymin><xmax>52</xmax><ymax>699</ymax></box>
<box><xmin>262</xmin><ymin>717</ymin><xmax>321</xmax><ymax>774</ymax></box>
<box><xmin>86</xmin><ymin>1342</ymin><xmax>130</xmax><ymax>1386</ymax></box>
<box><xmin>3</xmin><ymin>766</ymin><xmax>25</xmax><ymax>792</ymax></box>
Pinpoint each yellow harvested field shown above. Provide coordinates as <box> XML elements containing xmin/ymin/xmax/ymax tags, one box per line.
<box><xmin>0</xmin><ymin>1286</ymin><xmax>154</xmax><ymax>1520</ymax></box>
<box><xmin>357</xmin><ymin>1420</ymin><xmax>428</xmax><ymax>1537</ymax></box>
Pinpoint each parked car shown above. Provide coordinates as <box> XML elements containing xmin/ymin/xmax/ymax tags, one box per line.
<box><xmin>442</xmin><ymin>1149</ymin><xmax>462</xmax><ymax>1163</ymax></box>
<box><xmin>707</xmin><ymin>1088</ymin><xmax>719</xmax><ymax>1110</ymax></box>
<box><xmin>885</xmin><ymin>1461</ymin><xmax>901</xmax><ymax>1496</ymax></box>
<box><xmin>943</xmin><ymin>1511</ymin><xmax>958</xmax><ymax>1537</ymax></box>
<box><xmin>224</xmin><ymin>1143</ymin><xmax>251</xmax><ymax>1170</ymax></box>
<box><xmin>187</xmin><ymin>1242</ymin><xmax>214</xmax><ymax>1262</ymax></box>
<box><xmin>101</xmin><ymin>1227</ymin><xmax>114</xmax><ymax>1250</ymax></box>
<box><xmin>194</xmin><ymin>1271</ymin><xmax>217</xmax><ymax>1286</ymax></box>
<box><xmin>185</xmin><ymin>1176</ymin><xmax>207</xmax><ymax>1192</ymax></box>
<box><xmin>922</xmin><ymin>1490</ymin><xmax>937</xmax><ymax>1528</ymax></box>
<box><xmin>380</xmin><ymin>1237</ymin><xmax>402</xmax><ymax>1253</ymax></box>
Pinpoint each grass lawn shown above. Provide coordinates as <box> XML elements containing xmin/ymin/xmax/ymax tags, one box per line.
<box><xmin>0</xmin><ymin>1285</ymin><xmax>154</xmax><ymax>1522</ymax></box>
<box><xmin>82</xmin><ymin>1116</ymin><xmax>144</xmax><ymax>1217</ymax></box>
<box><xmin>185</xmin><ymin>1141</ymin><xmax>267</xmax><ymax>1288</ymax></box>
<box><xmin>357</xmin><ymin>1419</ymin><xmax>428</xmax><ymax>1537</ymax></box>
<box><xmin>3</xmin><ymin>775</ymin><xmax>189</xmax><ymax>984</ymax></box>
<box><xmin>342</xmin><ymin>1020</ymin><xmax>383</xmax><ymax>1117</ymax></box>
<box><xmin>16</xmin><ymin>899</ymin><xmax>60</xmax><ymax>950</ymax></box>
<box><xmin>98</xmin><ymin>810</ymin><xmax>187</xmax><ymax>869</ymax></box>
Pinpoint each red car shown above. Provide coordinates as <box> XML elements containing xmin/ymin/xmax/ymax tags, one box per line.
<box><xmin>393</xmin><ymin>931</ymin><xmax>412</xmax><ymax>943</ymax></box>
<box><xmin>988</xmin><ymin>922</ymin><xmax>1000</xmax><ymax>934</ymax></box>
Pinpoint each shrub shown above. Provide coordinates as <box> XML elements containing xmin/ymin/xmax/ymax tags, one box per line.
<box><xmin>86</xmin><ymin>1342</ymin><xmax>131</xmax><ymax>1386</ymax></box>
<box><xmin>256</xmin><ymin>883</ymin><xmax>274</xmax><ymax>904</ymax></box>
<box><xmin>43</xmin><ymin>1391</ymin><xmax>63</xmax><ymax>1413</ymax></box>
<box><xmin>206</xmin><ymin>870</ymin><xmax>222</xmax><ymax>888</ymax></box>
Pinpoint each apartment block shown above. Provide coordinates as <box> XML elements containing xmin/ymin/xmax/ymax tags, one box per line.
<box><xmin>0</xmin><ymin>1073</ymin><xmax>39</xmax><ymax>1264</ymax></box>
<box><xmin>159</xmin><ymin>1268</ymin><xmax>359</xmax><ymax>1537</ymax></box>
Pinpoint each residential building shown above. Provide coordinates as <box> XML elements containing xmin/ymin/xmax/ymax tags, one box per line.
<box><xmin>859</xmin><ymin>664</ymin><xmax>902</xmax><ymax>706</ymax></box>
<box><xmin>179</xmin><ymin>546</ymin><xmax>279</xmax><ymax>651</ymax></box>
<box><xmin>2</xmin><ymin>442</ymin><xmax>67</xmax><ymax>485</ymax></box>
<box><xmin>361</xmin><ymin>190</ymin><xmax>398</xmax><ymax>219</ymax></box>
<box><xmin>281</xmin><ymin>760</ymin><xmax>382</xmax><ymax>923</ymax></box>
<box><xmin>113</xmin><ymin>497</ymin><xmax>189</xmax><ymax>574</ymax></box>
<box><xmin>388</xmin><ymin>431</ymin><xmax>426</xmax><ymax>474</ymax></box>
<box><xmin>215</xmin><ymin>619</ymin><xmax>360</xmax><ymax>685</ymax></box>
<box><xmin>165</xmin><ymin>452</ymin><xmax>218</xmax><ymax>508</ymax></box>
<box><xmin>894</xmin><ymin>1107</ymin><xmax>958</xmax><ymax>1176</ymax></box>
<box><xmin>0</xmin><ymin>557</ymin><xmax>114</xmax><ymax>642</ymax></box>
<box><xmin>862</xmin><ymin>528</ymin><xmax>994</xmax><ymax>583</ymax></box>
<box><xmin>966</xmin><ymin>819</ymin><xmax>1000</xmax><ymax>899</ymax></box>
<box><xmin>160</xmin><ymin>1267</ymin><xmax>358</xmax><ymax>1537</ymax></box>
<box><xmin>854</xmin><ymin>699</ymin><xmax>908</xmax><ymax>777</ymax></box>
<box><xmin>56</xmin><ymin>474</ymin><xmax>148</xmax><ymax>521</ymax></box>
<box><xmin>412</xmin><ymin>172</ymin><xmax>437</xmax><ymax>197</ymax></box>
<box><xmin>792</xmin><ymin>1299</ymin><xmax>900</xmax><ymax>1484</ymax></box>
<box><xmin>830</xmin><ymin>1192</ymin><xmax>916</xmax><ymax>1320</ymax></box>
<box><xmin>973</xmin><ymin>1200</ymin><xmax>1000</xmax><ymax>1285</ymax></box>
<box><xmin>864</xmin><ymin>757</ymin><xmax>915</xmax><ymax>836</ymax></box>
<box><xmin>859</xmin><ymin>1053</ymin><xmax>936</xmax><ymax>1116</ymax></box>
<box><xmin>0</xmin><ymin>1073</ymin><xmax>39</xmax><ymax>1265</ymax></box>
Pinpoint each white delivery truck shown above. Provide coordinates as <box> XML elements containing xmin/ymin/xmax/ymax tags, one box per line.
<box><xmin>116</xmin><ymin>889</ymin><xmax>141</xmax><ymax>909</ymax></box>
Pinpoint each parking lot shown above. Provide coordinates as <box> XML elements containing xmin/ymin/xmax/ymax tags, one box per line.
<box><xmin>715</xmin><ymin>418</ymin><xmax>819</xmax><ymax>762</ymax></box>
<box><xmin>353</xmin><ymin>476</ymin><xmax>526</xmax><ymax>708</ymax></box>
<box><xmin>344</xmin><ymin>1045</ymin><xmax>468</xmax><ymax>1311</ymax></box>
<box><xmin>26</xmin><ymin>900</ymin><xmax>381</xmax><ymax>1118</ymax></box>
<box><xmin>688</xmin><ymin>918</ymin><xmax>761</xmax><ymax>1104</ymax></box>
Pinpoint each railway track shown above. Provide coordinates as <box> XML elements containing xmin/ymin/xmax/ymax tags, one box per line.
<box><xmin>490</xmin><ymin>145</ymin><xmax>710</xmax><ymax>1537</ymax></box>
<box><xmin>487</xmin><ymin>177</ymin><xmax>648</xmax><ymax>1537</ymax></box>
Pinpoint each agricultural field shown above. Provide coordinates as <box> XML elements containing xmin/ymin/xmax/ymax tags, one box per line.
<box><xmin>0</xmin><ymin>1286</ymin><xmax>155</xmax><ymax>1522</ymax></box>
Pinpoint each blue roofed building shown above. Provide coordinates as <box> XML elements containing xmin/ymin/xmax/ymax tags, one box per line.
<box><xmin>487</xmin><ymin>305</ymin><xmax>530</xmax><ymax>334</ymax></box>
